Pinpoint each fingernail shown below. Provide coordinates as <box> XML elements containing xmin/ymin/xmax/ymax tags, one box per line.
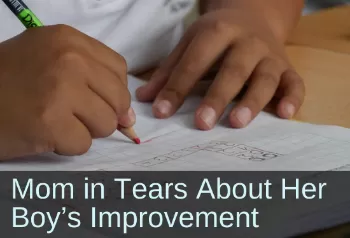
<box><xmin>234</xmin><ymin>107</ymin><xmax>252</xmax><ymax>127</ymax></box>
<box><xmin>198</xmin><ymin>106</ymin><xmax>216</xmax><ymax>128</ymax></box>
<box><xmin>128</xmin><ymin>107</ymin><xmax>136</xmax><ymax>122</ymax></box>
<box><xmin>154</xmin><ymin>100</ymin><xmax>172</xmax><ymax>115</ymax></box>
<box><xmin>284</xmin><ymin>103</ymin><xmax>295</xmax><ymax>118</ymax></box>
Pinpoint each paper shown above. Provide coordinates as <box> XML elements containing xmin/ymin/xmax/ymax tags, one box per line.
<box><xmin>1</xmin><ymin>75</ymin><xmax>350</xmax><ymax>171</ymax></box>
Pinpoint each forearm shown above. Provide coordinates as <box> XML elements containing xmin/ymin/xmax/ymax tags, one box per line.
<box><xmin>200</xmin><ymin>0</ymin><xmax>304</xmax><ymax>42</ymax></box>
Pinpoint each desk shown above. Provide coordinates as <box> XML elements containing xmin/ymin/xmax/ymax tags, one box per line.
<box><xmin>288</xmin><ymin>5</ymin><xmax>350</xmax><ymax>54</ymax></box>
<box><xmin>287</xmin><ymin>45</ymin><xmax>350</xmax><ymax>128</ymax></box>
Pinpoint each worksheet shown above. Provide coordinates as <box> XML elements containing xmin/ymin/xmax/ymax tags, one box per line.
<box><xmin>1</xmin><ymin>75</ymin><xmax>350</xmax><ymax>171</ymax></box>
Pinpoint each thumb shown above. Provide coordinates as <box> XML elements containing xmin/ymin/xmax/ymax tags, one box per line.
<box><xmin>118</xmin><ymin>107</ymin><xmax>136</xmax><ymax>128</ymax></box>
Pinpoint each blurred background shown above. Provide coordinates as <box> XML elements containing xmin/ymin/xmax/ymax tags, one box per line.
<box><xmin>186</xmin><ymin>0</ymin><xmax>350</xmax><ymax>26</ymax></box>
<box><xmin>304</xmin><ymin>0</ymin><xmax>350</xmax><ymax>14</ymax></box>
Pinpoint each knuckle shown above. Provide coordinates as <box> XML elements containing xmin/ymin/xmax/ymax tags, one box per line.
<box><xmin>54</xmin><ymin>48</ymin><xmax>89</xmax><ymax>71</ymax></box>
<box><xmin>221</xmin><ymin>63</ymin><xmax>250</xmax><ymax>82</ymax></box>
<box><xmin>51</xmin><ymin>24</ymin><xmax>77</xmax><ymax>38</ymax></box>
<box><xmin>210</xmin><ymin>20</ymin><xmax>232</xmax><ymax>35</ymax></box>
<box><xmin>152</xmin><ymin>68</ymin><xmax>169</xmax><ymax>81</ymax></box>
<box><xmin>246</xmin><ymin>35</ymin><xmax>260</xmax><ymax>45</ymax></box>
<box><xmin>209</xmin><ymin>93</ymin><xmax>230</xmax><ymax>108</ymax></box>
<box><xmin>243</xmin><ymin>94</ymin><xmax>261</xmax><ymax>111</ymax></box>
<box><xmin>246</xmin><ymin>36</ymin><xmax>268</xmax><ymax>53</ymax></box>
<box><xmin>181</xmin><ymin>61</ymin><xmax>200</xmax><ymax>75</ymax></box>
<box><xmin>45</xmin><ymin>76</ymin><xmax>70</xmax><ymax>100</ymax></box>
<box><xmin>271</xmin><ymin>58</ymin><xmax>286</xmax><ymax>69</ymax></box>
<box><xmin>256</xmin><ymin>72</ymin><xmax>279</xmax><ymax>86</ymax></box>
<box><xmin>48</xmin><ymin>25</ymin><xmax>79</xmax><ymax>45</ymax></box>
<box><xmin>56</xmin><ymin>49</ymin><xmax>83</xmax><ymax>64</ymax></box>
<box><xmin>163</xmin><ymin>87</ymin><xmax>187</xmax><ymax>102</ymax></box>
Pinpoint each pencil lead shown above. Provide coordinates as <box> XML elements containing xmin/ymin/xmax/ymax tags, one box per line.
<box><xmin>133</xmin><ymin>138</ymin><xmax>141</xmax><ymax>144</ymax></box>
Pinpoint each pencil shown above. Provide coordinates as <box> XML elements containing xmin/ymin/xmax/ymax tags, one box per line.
<box><xmin>3</xmin><ymin>0</ymin><xmax>141</xmax><ymax>145</ymax></box>
<box><xmin>117</xmin><ymin>125</ymin><xmax>141</xmax><ymax>144</ymax></box>
<box><xmin>2</xmin><ymin>0</ymin><xmax>43</xmax><ymax>28</ymax></box>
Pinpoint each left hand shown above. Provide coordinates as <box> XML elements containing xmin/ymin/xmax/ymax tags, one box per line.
<box><xmin>136</xmin><ymin>9</ymin><xmax>305</xmax><ymax>130</ymax></box>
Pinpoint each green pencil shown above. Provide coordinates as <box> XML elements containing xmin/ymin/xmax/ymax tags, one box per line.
<box><xmin>2</xmin><ymin>0</ymin><xmax>43</xmax><ymax>28</ymax></box>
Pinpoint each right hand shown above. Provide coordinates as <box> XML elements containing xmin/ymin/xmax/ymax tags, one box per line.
<box><xmin>0</xmin><ymin>25</ymin><xmax>133</xmax><ymax>160</ymax></box>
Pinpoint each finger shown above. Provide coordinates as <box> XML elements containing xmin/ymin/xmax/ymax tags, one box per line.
<box><xmin>53</xmin><ymin>114</ymin><xmax>92</xmax><ymax>156</ymax></box>
<box><xmin>136</xmin><ymin>30</ymin><xmax>194</xmax><ymax>102</ymax></box>
<box><xmin>195</xmin><ymin>39</ymin><xmax>268</xmax><ymax>130</ymax></box>
<box><xmin>73</xmin><ymin>88</ymin><xmax>118</xmax><ymax>138</ymax></box>
<box><xmin>118</xmin><ymin>107</ymin><xmax>136</xmax><ymax>128</ymax></box>
<box><xmin>84</xmin><ymin>36</ymin><xmax>128</xmax><ymax>85</ymax></box>
<box><xmin>229</xmin><ymin>58</ymin><xmax>284</xmax><ymax>128</ymax></box>
<box><xmin>276</xmin><ymin>69</ymin><xmax>305</xmax><ymax>119</ymax></box>
<box><xmin>153</xmin><ymin>27</ymin><xmax>235</xmax><ymax>118</ymax></box>
<box><xmin>87</xmin><ymin>62</ymin><xmax>131</xmax><ymax>116</ymax></box>
<box><xmin>51</xmin><ymin>25</ymin><xmax>128</xmax><ymax>84</ymax></box>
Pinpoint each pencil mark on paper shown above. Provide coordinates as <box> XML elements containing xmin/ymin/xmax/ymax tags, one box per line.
<box><xmin>199</xmin><ymin>141</ymin><xmax>281</xmax><ymax>160</ymax></box>
<box><xmin>133</xmin><ymin>141</ymin><xmax>282</xmax><ymax>167</ymax></box>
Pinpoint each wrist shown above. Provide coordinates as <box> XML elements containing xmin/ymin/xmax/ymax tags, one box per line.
<box><xmin>199</xmin><ymin>0</ymin><xmax>303</xmax><ymax>43</ymax></box>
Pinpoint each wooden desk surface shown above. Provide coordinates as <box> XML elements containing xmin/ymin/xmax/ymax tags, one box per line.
<box><xmin>287</xmin><ymin>45</ymin><xmax>350</xmax><ymax>128</ymax></box>
<box><xmin>288</xmin><ymin>5</ymin><xmax>350</xmax><ymax>54</ymax></box>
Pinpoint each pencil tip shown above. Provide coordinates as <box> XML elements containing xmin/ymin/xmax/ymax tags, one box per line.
<box><xmin>133</xmin><ymin>138</ymin><xmax>141</xmax><ymax>144</ymax></box>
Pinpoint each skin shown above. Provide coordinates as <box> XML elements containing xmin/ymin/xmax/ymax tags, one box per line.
<box><xmin>136</xmin><ymin>0</ymin><xmax>306</xmax><ymax>130</ymax></box>
<box><xmin>0</xmin><ymin>25</ymin><xmax>135</xmax><ymax>160</ymax></box>
<box><xmin>0</xmin><ymin>0</ymin><xmax>305</xmax><ymax>160</ymax></box>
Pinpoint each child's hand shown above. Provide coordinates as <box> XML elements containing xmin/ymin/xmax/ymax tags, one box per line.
<box><xmin>0</xmin><ymin>25</ymin><xmax>133</xmax><ymax>160</ymax></box>
<box><xmin>136</xmin><ymin>9</ymin><xmax>305</xmax><ymax>130</ymax></box>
